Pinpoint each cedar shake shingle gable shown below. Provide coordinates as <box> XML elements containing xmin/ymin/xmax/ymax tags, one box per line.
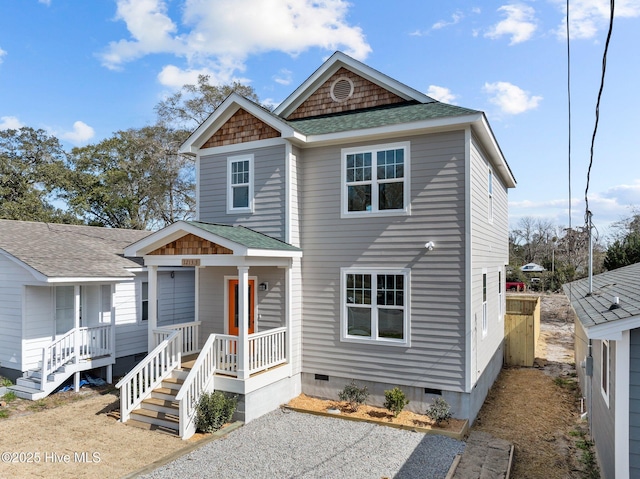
<box><xmin>0</xmin><ymin>219</ymin><xmax>151</xmax><ymax>278</ymax></box>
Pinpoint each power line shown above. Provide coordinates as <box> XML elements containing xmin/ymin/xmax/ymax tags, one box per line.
<box><xmin>584</xmin><ymin>0</ymin><xmax>615</xmax><ymax>222</ymax></box>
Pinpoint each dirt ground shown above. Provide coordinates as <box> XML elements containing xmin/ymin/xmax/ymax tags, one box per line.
<box><xmin>0</xmin><ymin>292</ymin><xmax>589</xmax><ymax>479</ymax></box>
<box><xmin>473</xmin><ymin>292</ymin><xmax>595</xmax><ymax>479</ymax></box>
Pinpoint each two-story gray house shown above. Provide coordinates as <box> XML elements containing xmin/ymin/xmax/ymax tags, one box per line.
<box><xmin>119</xmin><ymin>52</ymin><xmax>516</xmax><ymax>439</ymax></box>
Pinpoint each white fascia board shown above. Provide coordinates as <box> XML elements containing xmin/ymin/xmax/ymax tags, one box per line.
<box><xmin>0</xmin><ymin>249</ymin><xmax>48</xmax><ymax>283</ymax></box>
<box><xmin>245</xmin><ymin>248</ymin><xmax>302</xmax><ymax>259</ymax></box>
<box><xmin>179</xmin><ymin>94</ymin><xmax>294</xmax><ymax>154</ymax></box>
<box><xmin>275</xmin><ymin>52</ymin><xmax>434</xmax><ymax>117</ymax></box>
<box><xmin>586</xmin><ymin>315</ymin><xmax>640</xmax><ymax>340</ymax></box>
<box><xmin>45</xmin><ymin>277</ymin><xmax>134</xmax><ymax>284</ymax></box>
<box><xmin>471</xmin><ymin>115</ymin><xmax>516</xmax><ymax>188</ymax></box>
<box><xmin>300</xmin><ymin>113</ymin><xmax>483</xmax><ymax>148</ymax></box>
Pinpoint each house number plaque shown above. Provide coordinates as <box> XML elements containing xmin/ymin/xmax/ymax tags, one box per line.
<box><xmin>181</xmin><ymin>259</ymin><xmax>201</xmax><ymax>266</ymax></box>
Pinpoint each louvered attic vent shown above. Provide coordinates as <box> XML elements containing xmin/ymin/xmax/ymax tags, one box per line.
<box><xmin>330</xmin><ymin>77</ymin><xmax>354</xmax><ymax>102</ymax></box>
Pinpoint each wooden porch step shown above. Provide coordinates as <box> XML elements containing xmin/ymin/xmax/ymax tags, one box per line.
<box><xmin>124</xmin><ymin>418</ymin><xmax>179</xmax><ymax>437</ymax></box>
<box><xmin>130</xmin><ymin>407</ymin><xmax>179</xmax><ymax>431</ymax></box>
<box><xmin>142</xmin><ymin>397</ymin><xmax>179</xmax><ymax>415</ymax></box>
<box><xmin>151</xmin><ymin>387</ymin><xmax>178</xmax><ymax>401</ymax></box>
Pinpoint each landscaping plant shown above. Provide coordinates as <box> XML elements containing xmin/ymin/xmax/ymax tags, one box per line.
<box><xmin>195</xmin><ymin>391</ymin><xmax>237</xmax><ymax>433</ymax></box>
<box><xmin>383</xmin><ymin>387</ymin><xmax>408</xmax><ymax>417</ymax></box>
<box><xmin>338</xmin><ymin>380</ymin><xmax>369</xmax><ymax>412</ymax></box>
<box><xmin>425</xmin><ymin>397</ymin><xmax>452</xmax><ymax>426</ymax></box>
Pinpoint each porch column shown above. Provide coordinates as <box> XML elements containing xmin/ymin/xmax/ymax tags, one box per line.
<box><xmin>147</xmin><ymin>265</ymin><xmax>158</xmax><ymax>352</ymax></box>
<box><xmin>107</xmin><ymin>283</ymin><xmax>115</xmax><ymax>384</ymax></box>
<box><xmin>237</xmin><ymin>266</ymin><xmax>250</xmax><ymax>380</ymax></box>
<box><xmin>74</xmin><ymin>285</ymin><xmax>80</xmax><ymax>392</ymax></box>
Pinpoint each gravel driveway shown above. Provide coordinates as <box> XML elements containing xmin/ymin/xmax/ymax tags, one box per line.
<box><xmin>139</xmin><ymin>409</ymin><xmax>465</xmax><ymax>479</ymax></box>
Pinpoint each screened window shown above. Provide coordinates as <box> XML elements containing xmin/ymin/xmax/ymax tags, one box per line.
<box><xmin>343</xmin><ymin>143</ymin><xmax>409</xmax><ymax>216</ymax></box>
<box><xmin>227</xmin><ymin>155</ymin><xmax>253</xmax><ymax>212</ymax></box>
<box><xmin>343</xmin><ymin>269</ymin><xmax>409</xmax><ymax>345</ymax></box>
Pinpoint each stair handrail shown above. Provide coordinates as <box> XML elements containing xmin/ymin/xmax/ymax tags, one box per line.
<box><xmin>115</xmin><ymin>328</ymin><xmax>180</xmax><ymax>423</ymax></box>
<box><xmin>175</xmin><ymin>333</ymin><xmax>218</xmax><ymax>439</ymax></box>
<box><xmin>41</xmin><ymin>328</ymin><xmax>77</xmax><ymax>391</ymax></box>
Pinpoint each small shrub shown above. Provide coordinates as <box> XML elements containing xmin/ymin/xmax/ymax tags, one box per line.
<box><xmin>194</xmin><ymin>391</ymin><xmax>237</xmax><ymax>433</ymax></box>
<box><xmin>0</xmin><ymin>378</ymin><xmax>12</xmax><ymax>387</ymax></box>
<box><xmin>383</xmin><ymin>387</ymin><xmax>408</xmax><ymax>417</ymax></box>
<box><xmin>2</xmin><ymin>391</ymin><xmax>17</xmax><ymax>403</ymax></box>
<box><xmin>0</xmin><ymin>410</ymin><xmax>8</xmax><ymax>419</ymax></box>
<box><xmin>425</xmin><ymin>397</ymin><xmax>452</xmax><ymax>426</ymax></box>
<box><xmin>338</xmin><ymin>380</ymin><xmax>369</xmax><ymax>412</ymax></box>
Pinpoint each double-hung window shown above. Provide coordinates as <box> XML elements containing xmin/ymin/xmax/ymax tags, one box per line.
<box><xmin>342</xmin><ymin>142</ymin><xmax>410</xmax><ymax>217</ymax></box>
<box><xmin>601</xmin><ymin>340</ymin><xmax>610</xmax><ymax>406</ymax></box>
<box><xmin>341</xmin><ymin>268</ymin><xmax>410</xmax><ymax>346</ymax></box>
<box><xmin>141</xmin><ymin>281</ymin><xmax>149</xmax><ymax>322</ymax></box>
<box><xmin>482</xmin><ymin>271</ymin><xmax>488</xmax><ymax>337</ymax></box>
<box><xmin>227</xmin><ymin>154</ymin><xmax>254</xmax><ymax>213</ymax></box>
<box><xmin>498</xmin><ymin>270</ymin><xmax>504</xmax><ymax>321</ymax></box>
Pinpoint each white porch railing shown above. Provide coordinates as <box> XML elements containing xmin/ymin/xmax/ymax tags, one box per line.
<box><xmin>248</xmin><ymin>327</ymin><xmax>287</xmax><ymax>374</ymax></box>
<box><xmin>175</xmin><ymin>333</ymin><xmax>218</xmax><ymax>439</ymax></box>
<box><xmin>164</xmin><ymin>321</ymin><xmax>201</xmax><ymax>355</ymax></box>
<box><xmin>214</xmin><ymin>334</ymin><xmax>238</xmax><ymax>376</ymax></box>
<box><xmin>41</xmin><ymin>325</ymin><xmax>113</xmax><ymax>390</ymax></box>
<box><xmin>115</xmin><ymin>329</ymin><xmax>181</xmax><ymax>423</ymax></box>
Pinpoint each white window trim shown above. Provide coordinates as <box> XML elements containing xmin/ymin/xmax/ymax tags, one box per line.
<box><xmin>482</xmin><ymin>269</ymin><xmax>488</xmax><ymax>338</ymax></box>
<box><xmin>601</xmin><ymin>340</ymin><xmax>610</xmax><ymax>407</ymax></box>
<box><xmin>488</xmin><ymin>167</ymin><xmax>494</xmax><ymax>223</ymax></box>
<box><xmin>227</xmin><ymin>154</ymin><xmax>254</xmax><ymax>214</ymax></box>
<box><xmin>340</xmin><ymin>267</ymin><xmax>410</xmax><ymax>347</ymax></box>
<box><xmin>341</xmin><ymin>141</ymin><xmax>411</xmax><ymax>218</ymax></box>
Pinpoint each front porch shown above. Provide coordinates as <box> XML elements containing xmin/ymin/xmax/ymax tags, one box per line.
<box><xmin>118</xmin><ymin>221</ymin><xmax>303</xmax><ymax>439</ymax></box>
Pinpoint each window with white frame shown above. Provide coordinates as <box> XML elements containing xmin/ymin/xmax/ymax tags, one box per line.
<box><xmin>342</xmin><ymin>268</ymin><xmax>409</xmax><ymax>345</ymax></box>
<box><xmin>227</xmin><ymin>154</ymin><xmax>253</xmax><ymax>213</ymax></box>
<box><xmin>342</xmin><ymin>142</ymin><xmax>409</xmax><ymax>217</ymax></box>
<box><xmin>601</xmin><ymin>340</ymin><xmax>610</xmax><ymax>405</ymax></box>
<box><xmin>482</xmin><ymin>272</ymin><xmax>488</xmax><ymax>336</ymax></box>
<box><xmin>498</xmin><ymin>270</ymin><xmax>503</xmax><ymax>321</ymax></box>
<box><xmin>141</xmin><ymin>281</ymin><xmax>149</xmax><ymax>321</ymax></box>
<box><xmin>488</xmin><ymin>168</ymin><xmax>494</xmax><ymax>222</ymax></box>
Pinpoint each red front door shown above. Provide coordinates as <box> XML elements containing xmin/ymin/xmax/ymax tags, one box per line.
<box><xmin>228</xmin><ymin>279</ymin><xmax>255</xmax><ymax>336</ymax></box>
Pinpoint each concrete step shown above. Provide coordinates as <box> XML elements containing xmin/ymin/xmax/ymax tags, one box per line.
<box><xmin>130</xmin><ymin>407</ymin><xmax>179</xmax><ymax>431</ymax></box>
<box><xmin>16</xmin><ymin>377</ymin><xmax>41</xmax><ymax>389</ymax></box>
<box><xmin>7</xmin><ymin>385</ymin><xmax>47</xmax><ymax>401</ymax></box>
<box><xmin>141</xmin><ymin>397</ymin><xmax>179</xmax><ymax>416</ymax></box>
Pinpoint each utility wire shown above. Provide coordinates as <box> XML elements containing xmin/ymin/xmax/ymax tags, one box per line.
<box><xmin>585</xmin><ymin>0</ymin><xmax>615</xmax><ymax>222</ymax></box>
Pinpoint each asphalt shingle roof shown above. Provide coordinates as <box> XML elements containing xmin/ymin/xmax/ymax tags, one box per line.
<box><xmin>0</xmin><ymin>220</ymin><xmax>152</xmax><ymax>279</ymax></box>
<box><xmin>286</xmin><ymin>102</ymin><xmax>480</xmax><ymax>136</ymax></box>
<box><xmin>563</xmin><ymin>262</ymin><xmax>640</xmax><ymax>329</ymax></box>
<box><xmin>186</xmin><ymin>221</ymin><xmax>301</xmax><ymax>252</ymax></box>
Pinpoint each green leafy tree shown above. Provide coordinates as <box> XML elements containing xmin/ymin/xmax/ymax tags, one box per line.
<box><xmin>604</xmin><ymin>232</ymin><xmax>640</xmax><ymax>270</ymax></box>
<box><xmin>63</xmin><ymin>125</ymin><xmax>194</xmax><ymax>229</ymax></box>
<box><xmin>0</xmin><ymin>127</ymin><xmax>78</xmax><ymax>223</ymax></box>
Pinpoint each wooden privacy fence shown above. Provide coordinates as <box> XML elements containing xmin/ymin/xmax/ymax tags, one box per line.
<box><xmin>504</xmin><ymin>295</ymin><xmax>541</xmax><ymax>367</ymax></box>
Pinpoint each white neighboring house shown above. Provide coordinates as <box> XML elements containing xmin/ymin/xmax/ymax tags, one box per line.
<box><xmin>0</xmin><ymin>220</ymin><xmax>195</xmax><ymax>399</ymax></box>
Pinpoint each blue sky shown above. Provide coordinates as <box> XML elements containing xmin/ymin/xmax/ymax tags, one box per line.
<box><xmin>1</xmin><ymin>0</ymin><xmax>639</xmax><ymax>236</ymax></box>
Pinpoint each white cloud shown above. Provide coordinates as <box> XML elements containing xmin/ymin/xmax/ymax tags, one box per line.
<box><xmin>274</xmin><ymin>69</ymin><xmax>293</xmax><ymax>86</ymax></box>
<box><xmin>101</xmin><ymin>0</ymin><xmax>371</xmax><ymax>87</ymax></box>
<box><xmin>553</xmin><ymin>0</ymin><xmax>640</xmax><ymax>40</ymax></box>
<box><xmin>38</xmin><ymin>0</ymin><xmax>51</xmax><ymax>5</ymax></box>
<box><xmin>484</xmin><ymin>81</ymin><xmax>542</xmax><ymax>114</ymax></box>
<box><xmin>485</xmin><ymin>4</ymin><xmax>537</xmax><ymax>45</ymax></box>
<box><xmin>0</xmin><ymin>47</ymin><xmax>6</xmax><ymax>64</ymax></box>
<box><xmin>60</xmin><ymin>121</ymin><xmax>95</xmax><ymax>144</ymax></box>
<box><xmin>432</xmin><ymin>10</ymin><xmax>464</xmax><ymax>30</ymax></box>
<box><xmin>427</xmin><ymin>85</ymin><xmax>458</xmax><ymax>104</ymax></box>
<box><xmin>0</xmin><ymin>116</ymin><xmax>24</xmax><ymax>130</ymax></box>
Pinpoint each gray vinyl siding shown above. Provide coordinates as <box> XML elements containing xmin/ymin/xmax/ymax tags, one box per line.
<box><xmin>0</xmin><ymin>256</ymin><xmax>32</xmax><ymax>372</ymax></box>
<box><xmin>592</xmin><ymin>338</ymin><xmax>616</xmax><ymax>479</ymax></box>
<box><xmin>630</xmin><ymin>328</ymin><xmax>640</xmax><ymax>477</ymax></box>
<box><xmin>469</xmin><ymin>132</ymin><xmax>509</xmax><ymax>381</ymax></box>
<box><xmin>22</xmin><ymin>286</ymin><xmax>53</xmax><ymax>370</ymax></box>
<box><xmin>157</xmin><ymin>270</ymin><xmax>195</xmax><ymax>326</ymax></box>
<box><xmin>299</xmin><ymin>131</ymin><xmax>467</xmax><ymax>392</ymax></box>
<box><xmin>198</xmin><ymin>144</ymin><xmax>287</xmax><ymax>241</ymax></box>
<box><xmin>113</xmin><ymin>280</ymin><xmax>147</xmax><ymax>357</ymax></box>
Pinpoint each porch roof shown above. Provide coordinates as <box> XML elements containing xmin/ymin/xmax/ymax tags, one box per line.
<box><xmin>0</xmin><ymin>219</ymin><xmax>151</xmax><ymax>281</ymax></box>
<box><xmin>123</xmin><ymin>220</ymin><xmax>302</xmax><ymax>262</ymax></box>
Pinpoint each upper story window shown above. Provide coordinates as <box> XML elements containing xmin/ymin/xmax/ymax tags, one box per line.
<box><xmin>488</xmin><ymin>168</ymin><xmax>494</xmax><ymax>222</ymax></box>
<box><xmin>341</xmin><ymin>142</ymin><xmax>410</xmax><ymax>218</ymax></box>
<box><xmin>227</xmin><ymin>154</ymin><xmax>254</xmax><ymax>213</ymax></box>
<box><xmin>341</xmin><ymin>268</ymin><xmax>410</xmax><ymax>346</ymax></box>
